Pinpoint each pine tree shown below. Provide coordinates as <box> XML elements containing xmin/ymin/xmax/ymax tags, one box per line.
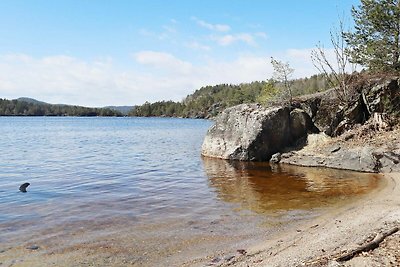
<box><xmin>345</xmin><ymin>0</ymin><xmax>400</xmax><ymax>71</ymax></box>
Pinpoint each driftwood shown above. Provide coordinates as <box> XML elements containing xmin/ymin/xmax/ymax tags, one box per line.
<box><xmin>336</xmin><ymin>227</ymin><xmax>399</xmax><ymax>262</ymax></box>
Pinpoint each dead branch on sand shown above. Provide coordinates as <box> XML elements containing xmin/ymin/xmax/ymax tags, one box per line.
<box><xmin>336</xmin><ymin>227</ymin><xmax>399</xmax><ymax>262</ymax></box>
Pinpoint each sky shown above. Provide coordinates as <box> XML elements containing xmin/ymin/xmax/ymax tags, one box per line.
<box><xmin>0</xmin><ymin>0</ymin><xmax>360</xmax><ymax>107</ymax></box>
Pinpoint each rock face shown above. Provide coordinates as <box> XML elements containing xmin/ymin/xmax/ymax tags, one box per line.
<box><xmin>296</xmin><ymin>77</ymin><xmax>400</xmax><ymax>137</ymax></box>
<box><xmin>280</xmin><ymin>133</ymin><xmax>400</xmax><ymax>173</ymax></box>
<box><xmin>290</xmin><ymin>108</ymin><xmax>319</xmax><ymax>140</ymax></box>
<box><xmin>281</xmin><ymin>143</ymin><xmax>381</xmax><ymax>172</ymax></box>
<box><xmin>201</xmin><ymin>104</ymin><xmax>317</xmax><ymax>161</ymax></box>
<box><xmin>202</xmin><ymin>76</ymin><xmax>399</xmax><ymax>170</ymax></box>
<box><xmin>294</xmin><ymin>89</ymin><xmax>341</xmax><ymax>135</ymax></box>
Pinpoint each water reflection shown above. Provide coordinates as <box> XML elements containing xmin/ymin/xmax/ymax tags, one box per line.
<box><xmin>203</xmin><ymin>157</ymin><xmax>382</xmax><ymax>213</ymax></box>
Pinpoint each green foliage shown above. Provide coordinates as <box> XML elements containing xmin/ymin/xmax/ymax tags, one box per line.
<box><xmin>257</xmin><ymin>79</ymin><xmax>279</xmax><ymax>105</ymax></box>
<box><xmin>0</xmin><ymin>99</ymin><xmax>122</xmax><ymax>117</ymax></box>
<box><xmin>344</xmin><ymin>0</ymin><xmax>400</xmax><ymax>71</ymax></box>
<box><xmin>290</xmin><ymin>74</ymin><xmax>331</xmax><ymax>96</ymax></box>
<box><xmin>129</xmin><ymin>101</ymin><xmax>185</xmax><ymax>117</ymax></box>
<box><xmin>130</xmin><ymin>75</ymin><xmax>330</xmax><ymax>118</ymax></box>
<box><xmin>129</xmin><ymin>82</ymin><xmax>266</xmax><ymax>118</ymax></box>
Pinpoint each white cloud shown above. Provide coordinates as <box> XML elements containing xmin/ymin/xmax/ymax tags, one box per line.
<box><xmin>286</xmin><ymin>48</ymin><xmax>360</xmax><ymax>76</ymax></box>
<box><xmin>213</xmin><ymin>33</ymin><xmax>257</xmax><ymax>46</ymax></box>
<box><xmin>132</xmin><ymin>51</ymin><xmax>193</xmax><ymax>74</ymax></box>
<box><xmin>0</xmin><ymin>49</ymin><xmax>322</xmax><ymax>107</ymax></box>
<box><xmin>191</xmin><ymin>17</ymin><xmax>231</xmax><ymax>32</ymax></box>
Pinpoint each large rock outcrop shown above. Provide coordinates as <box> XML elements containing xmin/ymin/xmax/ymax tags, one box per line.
<box><xmin>295</xmin><ymin>77</ymin><xmax>400</xmax><ymax>137</ymax></box>
<box><xmin>201</xmin><ymin>104</ymin><xmax>317</xmax><ymax>161</ymax></box>
<box><xmin>280</xmin><ymin>131</ymin><xmax>400</xmax><ymax>173</ymax></box>
<box><xmin>294</xmin><ymin>89</ymin><xmax>341</xmax><ymax>135</ymax></box>
<box><xmin>202</xmin><ymin>76</ymin><xmax>399</xmax><ymax>172</ymax></box>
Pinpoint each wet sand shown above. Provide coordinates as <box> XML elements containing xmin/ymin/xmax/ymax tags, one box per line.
<box><xmin>215</xmin><ymin>172</ymin><xmax>400</xmax><ymax>266</ymax></box>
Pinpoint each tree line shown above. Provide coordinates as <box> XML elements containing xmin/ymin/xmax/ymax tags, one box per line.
<box><xmin>0</xmin><ymin>99</ymin><xmax>122</xmax><ymax>116</ymax></box>
<box><xmin>129</xmin><ymin>74</ymin><xmax>330</xmax><ymax>118</ymax></box>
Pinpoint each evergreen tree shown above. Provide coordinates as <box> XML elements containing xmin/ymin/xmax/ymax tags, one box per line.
<box><xmin>345</xmin><ymin>0</ymin><xmax>400</xmax><ymax>71</ymax></box>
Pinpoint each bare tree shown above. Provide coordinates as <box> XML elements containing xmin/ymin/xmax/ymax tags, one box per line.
<box><xmin>270</xmin><ymin>57</ymin><xmax>294</xmax><ymax>107</ymax></box>
<box><xmin>311</xmin><ymin>19</ymin><xmax>355</xmax><ymax>103</ymax></box>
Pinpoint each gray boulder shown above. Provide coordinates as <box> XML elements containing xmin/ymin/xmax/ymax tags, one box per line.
<box><xmin>270</xmin><ymin>152</ymin><xmax>282</xmax><ymax>164</ymax></box>
<box><xmin>201</xmin><ymin>104</ymin><xmax>291</xmax><ymax>161</ymax></box>
<box><xmin>290</xmin><ymin>108</ymin><xmax>319</xmax><ymax>140</ymax></box>
<box><xmin>201</xmin><ymin>104</ymin><xmax>318</xmax><ymax>161</ymax></box>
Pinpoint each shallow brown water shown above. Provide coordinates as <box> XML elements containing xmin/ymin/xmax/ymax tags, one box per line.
<box><xmin>204</xmin><ymin>158</ymin><xmax>382</xmax><ymax>213</ymax></box>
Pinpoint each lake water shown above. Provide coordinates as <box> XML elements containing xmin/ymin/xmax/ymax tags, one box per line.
<box><xmin>0</xmin><ymin>117</ymin><xmax>382</xmax><ymax>266</ymax></box>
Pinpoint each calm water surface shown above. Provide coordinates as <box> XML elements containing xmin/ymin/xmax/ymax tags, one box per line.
<box><xmin>0</xmin><ymin>117</ymin><xmax>382</xmax><ymax>266</ymax></box>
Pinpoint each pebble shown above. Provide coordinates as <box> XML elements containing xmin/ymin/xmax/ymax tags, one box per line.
<box><xmin>237</xmin><ymin>249</ymin><xmax>247</xmax><ymax>255</ymax></box>
<box><xmin>211</xmin><ymin>257</ymin><xmax>221</xmax><ymax>263</ymax></box>
<box><xmin>224</xmin><ymin>255</ymin><xmax>235</xmax><ymax>261</ymax></box>
<box><xmin>26</xmin><ymin>245</ymin><xmax>40</xmax><ymax>250</ymax></box>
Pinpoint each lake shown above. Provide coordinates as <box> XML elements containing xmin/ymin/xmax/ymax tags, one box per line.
<box><xmin>0</xmin><ymin>117</ymin><xmax>382</xmax><ymax>266</ymax></box>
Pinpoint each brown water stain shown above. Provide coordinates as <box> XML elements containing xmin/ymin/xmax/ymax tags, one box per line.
<box><xmin>203</xmin><ymin>158</ymin><xmax>382</xmax><ymax>213</ymax></box>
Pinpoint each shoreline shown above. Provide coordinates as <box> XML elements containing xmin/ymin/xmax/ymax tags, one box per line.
<box><xmin>218</xmin><ymin>172</ymin><xmax>400</xmax><ymax>266</ymax></box>
<box><xmin>0</xmin><ymin>173</ymin><xmax>396</xmax><ymax>267</ymax></box>
<box><xmin>0</xmin><ymin>165</ymin><xmax>386</xmax><ymax>267</ymax></box>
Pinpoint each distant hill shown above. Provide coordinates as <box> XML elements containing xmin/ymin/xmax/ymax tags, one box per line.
<box><xmin>15</xmin><ymin>98</ymin><xmax>134</xmax><ymax>115</ymax></box>
<box><xmin>104</xmin><ymin>106</ymin><xmax>134</xmax><ymax>115</ymax></box>
<box><xmin>16</xmin><ymin>97</ymin><xmax>49</xmax><ymax>105</ymax></box>
<box><xmin>1</xmin><ymin>98</ymin><xmax>122</xmax><ymax>117</ymax></box>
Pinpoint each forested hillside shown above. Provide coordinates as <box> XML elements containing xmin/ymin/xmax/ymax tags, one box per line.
<box><xmin>129</xmin><ymin>74</ymin><xmax>329</xmax><ymax>118</ymax></box>
<box><xmin>0</xmin><ymin>98</ymin><xmax>122</xmax><ymax>116</ymax></box>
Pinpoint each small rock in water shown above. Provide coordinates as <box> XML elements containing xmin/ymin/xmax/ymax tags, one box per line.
<box><xmin>270</xmin><ymin>153</ymin><xmax>282</xmax><ymax>164</ymax></box>
<box><xmin>19</xmin><ymin>183</ymin><xmax>30</xmax><ymax>193</ymax></box>
<box><xmin>26</xmin><ymin>245</ymin><xmax>39</xmax><ymax>250</ymax></box>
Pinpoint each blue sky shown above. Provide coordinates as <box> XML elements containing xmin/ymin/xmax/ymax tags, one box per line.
<box><xmin>0</xmin><ymin>0</ymin><xmax>359</xmax><ymax>106</ymax></box>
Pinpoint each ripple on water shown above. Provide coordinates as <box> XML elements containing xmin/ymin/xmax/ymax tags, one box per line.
<box><xmin>0</xmin><ymin>117</ymin><xmax>384</xmax><ymax>265</ymax></box>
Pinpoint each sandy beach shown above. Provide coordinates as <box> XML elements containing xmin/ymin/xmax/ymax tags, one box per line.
<box><xmin>216</xmin><ymin>172</ymin><xmax>400</xmax><ymax>267</ymax></box>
